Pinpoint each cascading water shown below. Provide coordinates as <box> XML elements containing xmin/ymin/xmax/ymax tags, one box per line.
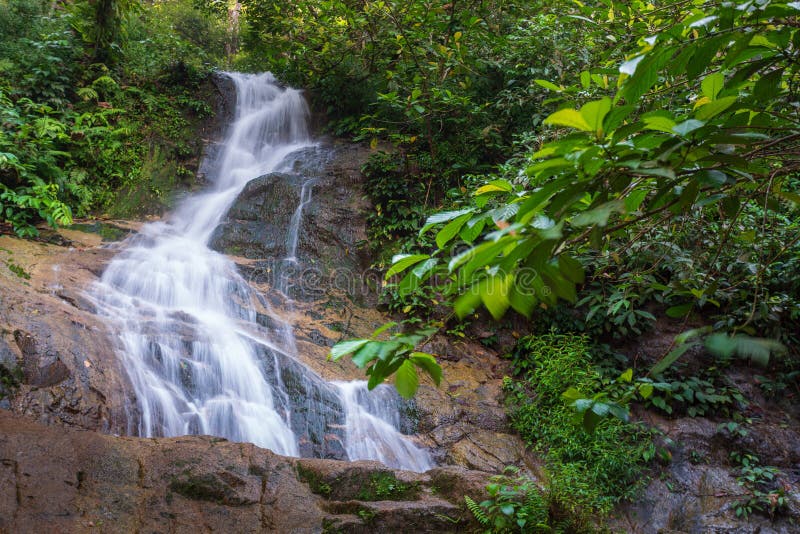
<box><xmin>90</xmin><ymin>72</ymin><xmax>432</xmax><ymax>472</ymax></box>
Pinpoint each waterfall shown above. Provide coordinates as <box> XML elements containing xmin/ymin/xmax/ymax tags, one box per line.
<box><xmin>90</xmin><ymin>72</ymin><xmax>432</xmax><ymax>472</ymax></box>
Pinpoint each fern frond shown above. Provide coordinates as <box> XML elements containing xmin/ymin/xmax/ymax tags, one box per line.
<box><xmin>464</xmin><ymin>495</ymin><xmax>489</xmax><ymax>526</ymax></box>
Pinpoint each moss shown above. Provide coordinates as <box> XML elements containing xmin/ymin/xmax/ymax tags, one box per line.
<box><xmin>357</xmin><ymin>507</ymin><xmax>376</xmax><ymax>523</ymax></box>
<box><xmin>168</xmin><ymin>473</ymin><xmax>248</xmax><ymax>506</ymax></box>
<box><xmin>0</xmin><ymin>363</ymin><xmax>22</xmax><ymax>402</ymax></box>
<box><xmin>70</xmin><ymin>221</ymin><xmax>130</xmax><ymax>242</ymax></box>
<box><xmin>321</xmin><ymin>518</ymin><xmax>344</xmax><ymax>534</ymax></box>
<box><xmin>355</xmin><ymin>472</ymin><xmax>418</xmax><ymax>501</ymax></box>
<box><xmin>296</xmin><ymin>464</ymin><xmax>333</xmax><ymax>497</ymax></box>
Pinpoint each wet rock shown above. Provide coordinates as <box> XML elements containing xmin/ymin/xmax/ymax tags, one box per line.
<box><xmin>259</xmin><ymin>346</ymin><xmax>349</xmax><ymax>461</ymax></box>
<box><xmin>615</xmin><ymin>409</ymin><xmax>800</xmax><ymax>533</ymax></box>
<box><xmin>211</xmin><ymin>143</ymin><xmax>377</xmax><ymax>304</ymax></box>
<box><xmin>209</xmin><ymin>172</ymin><xmax>302</xmax><ymax>258</ymax></box>
<box><xmin>14</xmin><ymin>330</ymin><xmax>70</xmax><ymax>387</ymax></box>
<box><xmin>0</xmin><ymin>337</ymin><xmax>17</xmax><ymax>370</ymax></box>
<box><xmin>0</xmin><ymin>233</ymin><xmax>132</xmax><ymax>433</ymax></box>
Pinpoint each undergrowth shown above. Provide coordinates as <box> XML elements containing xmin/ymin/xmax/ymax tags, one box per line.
<box><xmin>496</xmin><ymin>333</ymin><xmax>653</xmax><ymax>531</ymax></box>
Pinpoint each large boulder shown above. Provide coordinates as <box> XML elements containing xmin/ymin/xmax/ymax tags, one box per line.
<box><xmin>0</xmin><ymin>410</ymin><xmax>490</xmax><ymax>533</ymax></box>
<box><xmin>209</xmin><ymin>143</ymin><xmax>375</xmax><ymax>303</ymax></box>
<box><xmin>209</xmin><ymin>172</ymin><xmax>303</xmax><ymax>259</ymax></box>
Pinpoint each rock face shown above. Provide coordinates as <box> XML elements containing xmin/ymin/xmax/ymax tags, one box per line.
<box><xmin>0</xmin><ymin>229</ymin><xmax>135</xmax><ymax>432</ymax></box>
<box><xmin>615</xmin><ymin>409</ymin><xmax>800</xmax><ymax>533</ymax></box>
<box><xmin>210</xmin><ymin>143</ymin><xmax>374</xmax><ymax>301</ymax></box>
<box><xmin>210</xmin><ymin>171</ymin><xmax>303</xmax><ymax>258</ymax></box>
<box><xmin>0</xmin><ymin>410</ymin><xmax>488</xmax><ymax>533</ymax></box>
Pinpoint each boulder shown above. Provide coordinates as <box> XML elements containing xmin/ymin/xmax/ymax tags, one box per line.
<box><xmin>0</xmin><ymin>410</ymin><xmax>490</xmax><ymax>533</ymax></box>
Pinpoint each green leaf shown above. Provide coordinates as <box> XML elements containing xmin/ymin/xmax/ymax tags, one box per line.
<box><xmin>695</xmin><ymin>96</ymin><xmax>736</xmax><ymax>120</ymax></box>
<box><xmin>608</xmin><ymin>403</ymin><xmax>629</xmax><ymax>422</ymax></box>
<box><xmin>701</xmin><ymin>72</ymin><xmax>725</xmax><ymax>100</ymax></box>
<box><xmin>459</xmin><ymin>219</ymin><xmax>485</xmax><ymax>243</ymax></box>
<box><xmin>672</xmin><ymin>119</ymin><xmax>706</xmax><ymax>136</ymax></box>
<box><xmin>643</xmin><ymin>115</ymin><xmax>676</xmax><ymax>134</ymax></box>
<box><xmin>582</xmin><ymin>409</ymin><xmax>602</xmax><ymax>433</ymax></box>
<box><xmin>558</xmin><ymin>254</ymin><xmax>585</xmax><ymax>284</ymax></box>
<box><xmin>544</xmin><ymin>108</ymin><xmax>592</xmax><ymax>131</ymax></box>
<box><xmin>562</xmin><ymin>387</ymin><xmax>584</xmax><ymax>402</ymax></box>
<box><xmin>580</xmin><ymin>97</ymin><xmax>612</xmax><ymax>136</ymax></box>
<box><xmin>666</xmin><ymin>303</ymin><xmax>693</xmax><ymax>318</ymax></box>
<box><xmin>420</xmin><ymin>208</ymin><xmax>473</xmax><ymax>235</ymax></box>
<box><xmin>625</xmin><ymin>189</ymin><xmax>649</xmax><ymax>213</ymax></box>
<box><xmin>436</xmin><ymin>213</ymin><xmax>471</xmax><ymax>248</ymax></box>
<box><xmin>454</xmin><ymin>287</ymin><xmax>482</xmax><ymax>318</ymax></box>
<box><xmin>394</xmin><ymin>360</ymin><xmax>419</xmax><ymax>398</ymax></box>
<box><xmin>508</xmin><ymin>281</ymin><xmax>537</xmax><ymax>318</ymax></box>
<box><xmin>371</xmin><ymin>322</ymin><xmax>398</xmax><ymax>339</ymax></box>
<box><xmin>329</xmin><ymin>339</ymin><xmax>369</xmax><ymax>361</ymax></box>
<box><xmin>480</xmin><ymin>275</ymin><xmax>512</xmax><ymax>320</ymax></box>
<box><xmin>412</xmin><ymin>258</ymin><xmax>438</xmax><ymax>279</ymax></box>
<box><xmin>409</xmin><ymin>352</ymin><xmax>442</xmax><ymax>386</ymax></box>
<box><xmin>571</xmin><ymin>200</ymin><xmax>624</xmax><ymax>227</ymax></box>
<box><xmin>705</xmin><ymin>334</ymin><xmax>785</xmax><ymax>366</ymax></box>
<box><xmin>352</xmin><ymin>343</ymin><xmax>381</xmax><ymax>368</ymax></box>
<box><xmin>639</xmin><ymin>383</ymin><xmax>654</xmax><ymax>399</ymax></box>
<box><xmin>580</xmin><ymin>70</ymin><xmax>591</xmax><ymax>89</ymax></box>
<box><xmin>650</xmin><ymin>342</ymin><xmax>696</xmax><ymax>376</ymax></box>
<box><xmin>753</xmin><ymin>69</ymin><xmax>783</xmax><ymax>102</ymax></box>
<box><xmin>534</xmin><ymin>79</ymin><xmax>563</xmax><ymax>92</ymax></box>
<box><xmin>386</xmin><ymin>254</ymin><xmax>429</xmax><ymax>279</ymax></box>
<box><xmin>619</xmin><ymin>368</ymin><xmax>633</xmax><ymax>383</ymax></box>
<box><xmin>474</xmin><ymin>179</ymin><xmax>513</xmax><ymax>195</ymax></box>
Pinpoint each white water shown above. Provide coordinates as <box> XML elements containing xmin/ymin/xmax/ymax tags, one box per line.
<box><xmin>335</xmin><ymin>382</ymin><xmax>432</xmax><ymax>472</ymax></box>
<box><xmin>90</xmin><ymin>72</ymin><xmax>432</xmax><ymax>471</ymax></box>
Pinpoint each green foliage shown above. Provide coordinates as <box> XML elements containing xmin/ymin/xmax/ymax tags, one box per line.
<box><xmin>504</xmin><ymin>333</ymin><xmax>652</xmax><ymax>521</ymax></box>
<box><xmin>68</xmin><ymin>0</ymin><xmax>141</xmax><ymax>65</ymax></box>
<box><xmin>0</xmin><ymin>0</ymin><xmax>226</xmax><ymax>236</ymax></box>
<box><xmin>0</xmin><ymin>361</ymin><xmax>23</xmax><ymax>401</ymax></box>
<box><xmin>646</xmin><ymin>369</ymin><xmax>746</xmax><ymax>418</ymax></box>
<box><xmin>467</xmin><ymin>467</ymin><xmax>550</xmax><ymax>533</ymax></box>
<box><xmin>236</xmin><ymin>1</ymin><xmax>590</xmax><ymax>207</ymax></box>
<box><xmin>373</xmin><ymin>0</ymin><xmax>800</xmax><ymax>364</ymax></box>
<box><xmin>730</xmin><ymin>452</ymin><xmax>788</xmax><ymax>519</ymax></box>
<box><xmin>362</xmin><ymin>152</ymin><xmax>431</xmax><ymax>256</ymax></box>
<box><xmin>356</xmin><ymin>507</ymin><xmax>376</xmax><ymax>523</ymax></box>
<box><xmin>296</xmin><ymin>464</ymin><xmax>333</xmax><ymax>497</ymax></box>
<box><xmin>355</xmin><ymin>472</ymin><xmax>417</xmax><ymax>501</ymax></box>
<box><xmin>328</xmin><ymin>322</ymin><xmax>441</xmax><ymax>398</ymax></box>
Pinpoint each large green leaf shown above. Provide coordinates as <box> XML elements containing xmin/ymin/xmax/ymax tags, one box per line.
<box><xmin>386</xmin><ymin>254</ymin><xmax>430</xmax><ymax>279</ymax></box>
<box><xmin>544</xmin><ymin>108</ymin><xmax>592</xmax><ymax>131</ymax></box>
<box><xmin>409</xmin><ymin>352</ymin><xmax>442</xmax><ymax>386</ymax></box>
<box><xmin>580</xmin><ymin>97</ymin><xmax>612</xmax><ymax>136</ymax></box>
<box><xmin>329</xmin><ymin>339</ymin><xmax>369</xmax><ymax>361</ymax></box>
<box><xmin>570</xmin><ymin>200</ymin><xmax>624</xmax><ymax>227</ymax></box>
<box><xmin>436</xmin><ymin>212</ymin><xmax>471</xmax><ymax>248</ymax></box>
<box><xmin>701</xmin><ymin>72</ymin><xmax>725</xmax><ymax>100</ymax></box>
<box><xmin>650</xmin><ymin>342</ymin><xmax>697</xmax><ymax>376</ymax></box>
<box><xmin>419</xmin><ymin>208</ymin><xmax>474</xmax><ymax>235</ymax></box>
<box><xmin>394</xmin><ymin>360</ymin><xmax>420</xmax><ymax>398</ymax></box>
<box><xmin>479</xmin><ymin>274</ymin><xmax>512</xmax><ymax>320</ymax></box>
<box><xmin>695</xmin><ymin>96</ymin><xmax>736</xmax><ymax>120</ymax></box>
